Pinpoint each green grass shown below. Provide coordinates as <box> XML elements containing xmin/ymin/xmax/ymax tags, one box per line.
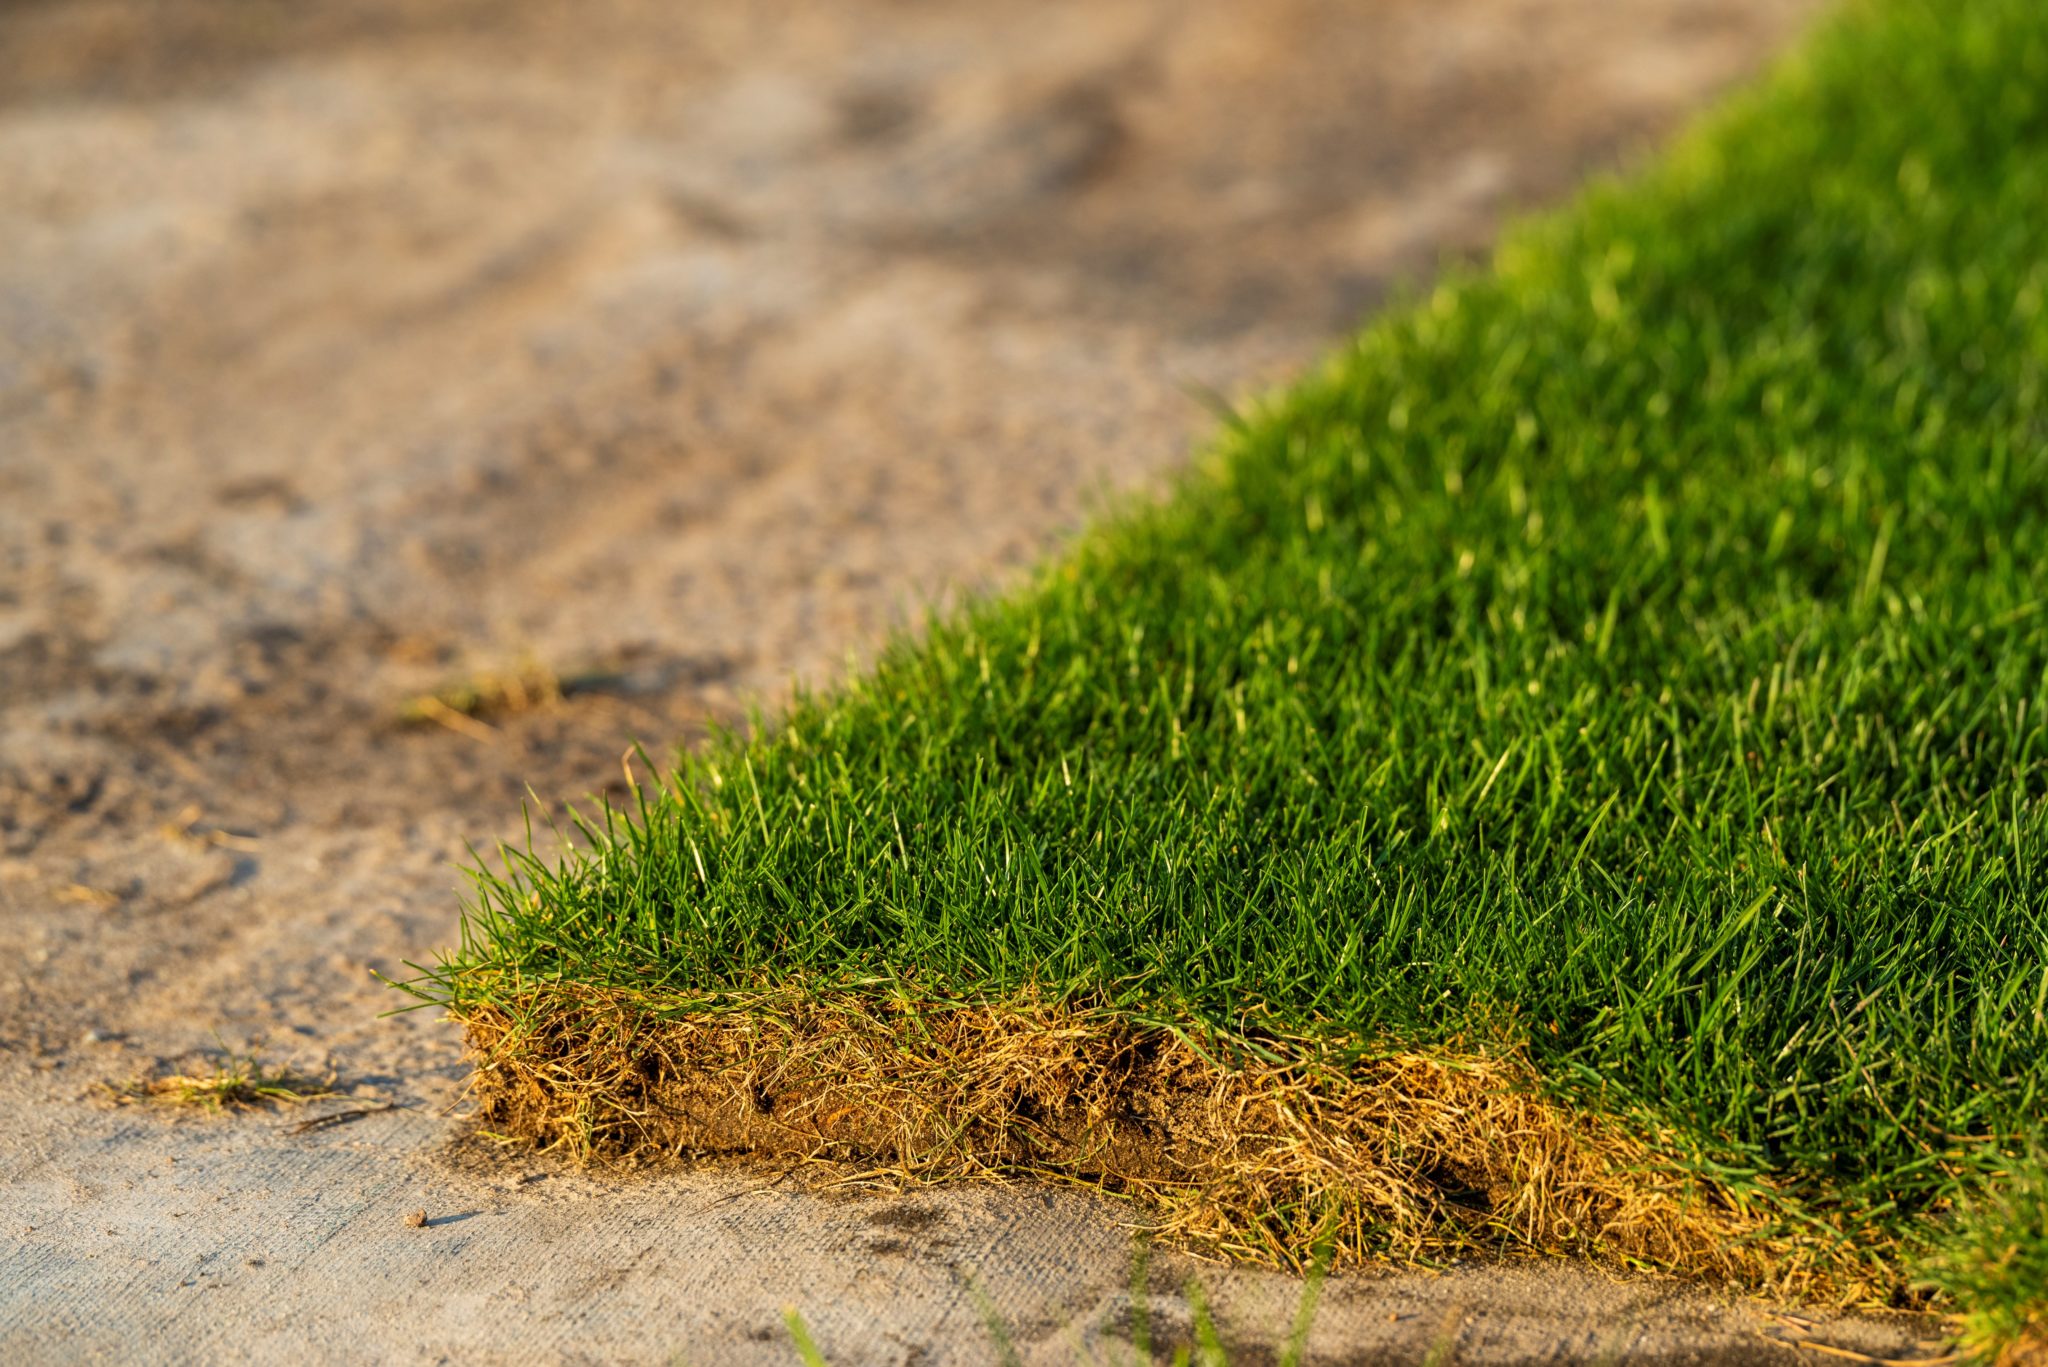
<box><xmin>418</xmin><ymin>0</ymin><xmax>2048</xmax><ymax>1338</ymax></box>
<box><xmin>1922</xmin><ymin>1151</ymin><xmax>2048</xmax><ymax>1363</ymax></box>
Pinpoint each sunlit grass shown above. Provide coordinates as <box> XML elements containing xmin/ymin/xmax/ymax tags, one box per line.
<box><xmin>416</xmin><ymin>0</ymin><xmax>2048</xmax><ymax>1344</ymax></box>
<box><xmin>104</xmin><ymin>1045</ymin><xmax>335</xmax><ymax>1112</ymax></box>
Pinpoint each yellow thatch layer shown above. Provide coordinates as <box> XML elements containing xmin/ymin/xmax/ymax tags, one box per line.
<box><xmin>458</xmin><ymin>986</ymin><xmax>1881</xmax><ymax>1294</ymax></box>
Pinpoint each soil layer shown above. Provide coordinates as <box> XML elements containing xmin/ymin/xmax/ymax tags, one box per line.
<box><xmin>463</xmin><ymin>988</ymin><xmax>1808</xmax><ymax>1287</ymax></box>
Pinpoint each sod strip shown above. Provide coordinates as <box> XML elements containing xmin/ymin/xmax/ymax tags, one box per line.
<box><xmin>416</xmin><ymin>0</ymin><xmax>2048</xmax><ymax>1324</ymax></box>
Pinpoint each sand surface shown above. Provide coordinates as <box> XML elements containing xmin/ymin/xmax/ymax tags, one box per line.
<box><xmin>0</xmin><ymin>0</ymin><xmax>1943</xmax><ymax>1361</ymax></box>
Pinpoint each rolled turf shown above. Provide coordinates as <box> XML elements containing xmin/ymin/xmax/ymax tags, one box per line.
<box><xmin>413</xmin><ymin>0</ymin><xmax>2048</xmax><ymax>1345</ymax></box>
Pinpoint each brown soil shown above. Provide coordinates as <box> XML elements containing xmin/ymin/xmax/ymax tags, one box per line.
<box><xmin>0</xmin><ymin>0</ymin><xmax>1946</xmax><ymax>1361</ymax></box>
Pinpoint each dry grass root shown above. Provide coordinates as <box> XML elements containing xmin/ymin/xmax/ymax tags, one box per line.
<box><xmin>457</xmin><ymin>986</ymin><xmax>1886</xmax><ymax>1296</ymax></box>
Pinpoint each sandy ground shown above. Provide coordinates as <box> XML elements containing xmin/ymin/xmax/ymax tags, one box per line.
<box><xmin>0</xmin><ymin>0</ymin><xmax>1945</xmax><ymax>1361</ymax></box>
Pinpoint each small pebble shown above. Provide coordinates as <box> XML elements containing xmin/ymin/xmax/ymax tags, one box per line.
<box><xmin>405</xmin><ymin>1209</ymin><xmax>428</xmax><ymax>1228</ymax></box>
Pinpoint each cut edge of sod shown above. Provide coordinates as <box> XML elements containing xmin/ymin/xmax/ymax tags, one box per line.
<box><xmin>452</xmin><ymin>975</ymin><xmax>1891</xmax><ymax>1300</ymax></box>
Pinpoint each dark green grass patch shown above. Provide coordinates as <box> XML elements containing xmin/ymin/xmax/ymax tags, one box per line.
<box><xmin>416</xmin><ymin>0</ymin><xmax>2048</xmax><ymax>1331</ymax></box>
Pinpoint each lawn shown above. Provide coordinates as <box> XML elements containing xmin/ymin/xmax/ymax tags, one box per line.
<box><xmin>413</xmin><ymin>0</ymin><xmax>2048</xmax><ymax>1352</ymax></box>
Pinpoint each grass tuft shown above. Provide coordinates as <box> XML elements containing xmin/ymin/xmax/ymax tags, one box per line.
<box><xmin>399</xmin><ymin>662</ymin><xmax>565</xmax><ymax>738</ymax></box>
<box><xmin>104</xmin><ymin>1046</ymin><xmax>335</xmax><ymax>1111</ymax></box>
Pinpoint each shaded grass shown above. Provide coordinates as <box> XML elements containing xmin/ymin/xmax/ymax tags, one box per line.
<box><xmin>412</xmin><ymin>0</ymin><xmax>2048</xmax><ymax>1339</ymax></box>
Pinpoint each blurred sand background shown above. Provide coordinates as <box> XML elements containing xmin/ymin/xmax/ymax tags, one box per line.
<box><xmin>0</xmin><ymin>1</ymin><xmax>1938</xmax><ymax>1361</ymax></box>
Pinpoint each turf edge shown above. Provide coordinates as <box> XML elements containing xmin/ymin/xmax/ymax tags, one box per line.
<box><xmin>458</xmin><ymin>976</ymin><xmax>1889</xmax><ymax>1298</ymax></box>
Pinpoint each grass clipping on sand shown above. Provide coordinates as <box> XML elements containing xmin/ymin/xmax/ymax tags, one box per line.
<box><xmin>104</xmin><ymin>1048</ymin><xmax>335</xmax><ymax>1111</ymax></box>
<box><xmin>415</xmin><ymin>0</ymin><xmax>2048</xmax><ymax>1321</ymax></box>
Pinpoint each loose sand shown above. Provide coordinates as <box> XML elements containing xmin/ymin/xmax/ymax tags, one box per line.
<box><xmin>1</xmin><ymin>1</ymin><xmax>1940</xmax><ymax>1361</ymax></box>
